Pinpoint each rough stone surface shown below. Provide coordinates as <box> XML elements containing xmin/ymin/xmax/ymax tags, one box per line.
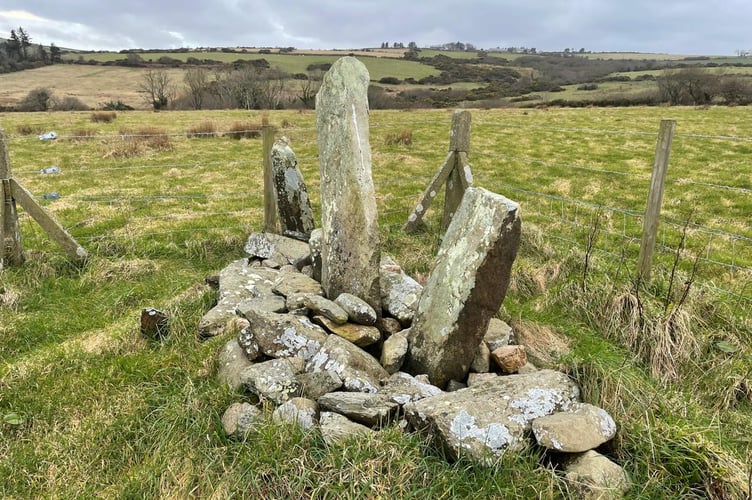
<box><xmin>198</xmin><ymin>259</ymin><xmax>278</xmax><ymax>338</ymax></box>
<box><xmin>532</xmin><ymin>403</ymin><xmax>617</xmax><ymax>453</ymax></box>
<box><xmin>236</xmin><ymin>295</ymin><xmax>287</xmax><ymax>316</ymax></box>
<box><xmin>240</xmin><ymin>358</ymin><xmax>302</xmax><ymax>404</ymax></box>
<box><xmin>484</xmin><ymin>318</ymin><xmax>514</xmax><ymax>351</ymax></box>
<box><xmin>237</xmin><ymin>326</ymin><xmax>262</xmax><ymax>361</ymax></box>
<box><xmin>379</xmin><ymin>371</ymin><xmax>443</xmax><ymax>405</ymax></box>
<box><xmin>467</xmin><ymin>373</ymin><xmax>499</xmax><ymax>386</ymax></box>
<box><xmin>306</xmin><ymin>334</ymin><xmax>389</xmax><ymax>393</ymax></box>
<box><xmin>244</xmin><ymin>232</ymin><xmax>310</xmax><ymax>265</ymax></box>
<box><xmin>316</xmin><ymin>56</ymin><xmax>381</xmax><ymax>313</ymax></box>
<box><xmin>471</xmin><ymin>342</ymin><xmax>491</xmax><ymax>373</ymax></box>
<box><xmin>319</xmin><ymin>411</ymin><xmax>375</xmax><ymax>446</ymax></box>
<box><xmin>379</xmin><ymin>259</ymin><xmax>422</xmax><ymax>326</ymax></box>
<box><xmin>313</xmin><ymin>316</ymin><xmax>381</xmax><ymax>347</ymax></box>
<box><xmin>271</xmin><ymin>138</ymin><xmax>315</xmax><ymax>237</ymax></box>
<box><xmin>318</xmin><ymin>392</ymin><xmax>398</xmax><ymax>427</ymax></box>
<box><xmin>405</xmin><ymin>187</ymin><xmax>522</xmax><ymax>387</ymax></box>
<box><xmin>221</xmin><ymin>402</ymin><xmax>262</xmax><ymax>438</ymax></box>
<box><xmin>563</xmin><ymin>450</ymin><xmax>631</xmax><ymax>499</ymax></box>
<box><xmin>297</xmin><ymin>370</ymin><xmax>344</xmax><ymax>400</ymax></box>
<box><xmin>334</xmin><ymin>293</ymin><xmax>377</xmax><ymax>326</ymax></box>
<box><xmin>403</xmin><ymin>370</ymin><xmax>580</xmax><ymax>464</ymax></box>
<box><xmin>304</xmin><ymin>295</ymin><xmax>349</xmax><ymax>324</ymax></box>
<box><xmin>446</xmin><ymin>380</ymin><xmax>467</xmax><ymax>392</ymax></box>
<box><xmin>272</xmin><ymin>397</ymin><xmax>319</xmax><ymax>431</ymax></box>
<box><xmin>272</xmin><ymin>272</ymin><xmax>324</xmax><ymax>298</ymax></box>
<box><xmin>242</xmin><ymin>309</ymin><xmax>328</xmax><ymax>361</ymax></box>
<box><xmin>491</xmin><ymin>345</ymin><xmax>528</xmax><ymax>374</ymax></box>
<box><xmin>380</xmin><ymin>331</ymin><xmax>409</xmax><ymax>374</ymax></box>
<box><xmin>217</xmin><ymin>338</ymin><xmax>255</xmax><ymax>390</ymax></box>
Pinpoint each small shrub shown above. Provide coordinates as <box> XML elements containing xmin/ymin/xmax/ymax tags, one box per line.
<box><xmin>101</xmin><ymin>100</ymin><xmax>134</xmax><ymax>111</ymax></box>
<box><xmin>91</xmin><ymin>111</ymin><xmax>117</xmax><ymax>123</ymax></box>
<box><xmin>384</xmin><ymin>129</ymin><xmax>413</xmax><ymax>146</ymax></box>
<box><xmin>105</xmin><ymin>126</ymin><xmax>173</xmax><ymax>157</ymax></box>
<box><xmin>577</xmin><ymin>83</ymin><xmax>599</xmax><ymax>91</ymax></box>
<box><xmin>280</xmin><ymin>119</ymin><xmax>293</xmax><ymax>128</ymax></box>
<box><xmin>54</xmin><ymin>96</ymin><xmax>90</xmax><ymax>111</ymax></box>
<box><xmin>187</xmin><ymin>121</ymin><xmax>218</xmax><ymax>138</ymax></box>
<box><xmin>225</xmin><ymin>122</ymin><xmax>261</xmax><ymax>139</ymax></box>
<box><xmin>71</xmin><ymin>128</ymin><xmax>97</xmax><ymax>141</ymax></box>
<box><xmin>16</xmin><ymin>124</ymin><xmax>43</xmax><ymax>136</ymax></box>
<box><xmin>379</xmin><ymin>76</ymin><xmax>402</xmax><ymax>85</ymax></box>
<box><xmin>17</xmin><ymin>87</ymin><xmax>53</xmax><ymax>112</ymax></box>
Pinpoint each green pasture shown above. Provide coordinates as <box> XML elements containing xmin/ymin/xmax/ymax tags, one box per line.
<box><xmin>1</xmin><ymin>107</ymin><xmax>750</xmax><ymax>498</ymax></box>
<box><xmin>67</xmin><ymin>52</ymin><xmax>438</xmax><ymax>81</ymax></box>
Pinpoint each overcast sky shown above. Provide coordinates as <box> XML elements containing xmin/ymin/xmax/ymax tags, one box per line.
<box><xmin>1</xmin><ymin>1</ymin><xmax>749</xmax><ymax>55</ymax></box>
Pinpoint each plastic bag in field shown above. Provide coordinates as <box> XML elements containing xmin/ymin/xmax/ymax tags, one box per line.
<box><xmin>41</xmin><ymin>192</ymin><xmax>60</xmax><ymax>200</ymax></box>
<box><xmin>39</xmin><ymin>131</ymin><xmax>58</xmax><ymax>141</ymax></box>
<box><xmin>40</xmin><ymin>166</ymin><xmax>60</xmax><ymax>174</ymax></box>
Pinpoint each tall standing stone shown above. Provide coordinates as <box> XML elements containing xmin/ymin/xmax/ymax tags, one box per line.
<box><xmin>405</xmin><ymin>187</ymin><xmax>521</xmax><ymax>387</ymax></box>
<box><xmin>271</xmin><ymin>137</ymin><xmax>315</xmax><ymax>237</ymax></box>
<box><xmin>316</xmin><ymin>57</ymin><xmax>381</xmax><ymax>312</ymax></box>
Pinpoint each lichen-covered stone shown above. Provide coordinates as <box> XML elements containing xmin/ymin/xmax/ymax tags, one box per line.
<box><xmin>271</xmin><ymin>138</ymin><xmax>315</xmax><ymax>237</ymax></box>
<box><xmin>240</xmin><ymin>358</ymin><xmax>301</xmax><ymax>404</ymax></box>
<box><xmin>532</xmin><ymin>403</ymin><xmax>617</xmax><ymax>453</ymax></box>
<box><xmin>198</xmin><ymin>259</ymin><xmax>278</xmax><ymax>338</ymax></box>
<box><xmin>241</xmin><ymin>309</ymin><xmax>327</xmax><ymax>361</ymax></box>
<box><xmin>297</xmin><ymin>370</ymin><xmax>343</xmax><ymax>400</ymax></box>
<box><xmin>379</xmin><ymin>261</ymin><xmax>423</xmax><ymax>326</ymax></box>
<box><xmin>271</xmin><ymin>271</ymin><xmax>324</xmax><ymax>298</ymax></box>
<box><xmin>403</xmin><ymin>370</ymin><xmax>580</xmax><ymax>464</ymax></box>
<box><xmin>221</xmin><ymin>402</ymin><xmax>262</xmax><ymax>438</ymax></box>
<box><xmin>306</xmin><ymin>334</ymin><xmax>389</xmax><ymax>393</ymax></box>
<box><xmin>334</xmin><ymin>293</ymin><xmax>377</xmax><ymax>326</ymax></box>
<box><xmin>378</xmin><ymin>371</ymin><xmax>443</xmax><ymax>405</ymax></box>
<box><xmin>272</xmin><ymin>397</ymin><xmax>319</xmax><ymax>431</ymax></box>
<box><xmin>316</xmin><ymin>57</ymin><xmax>381</xmax><ymax>313</ymax></box>
<box><xmin>244</xmin><ymin>232</ymin><xmax>310</xmax><ymax>265</ymax></box>
<box><xmin>405</xmin><ymin>187</ymin><xmax>521</xmax><ymax>387</ymax></box>
<box><xmin>484</xmin><ymin>318</ymin><xmax>513</xmax><ymax>351</ymax></box>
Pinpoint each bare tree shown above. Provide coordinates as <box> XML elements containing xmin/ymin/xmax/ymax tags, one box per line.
<box><xmin>184</xmin><ymin>67</ymin><xmax>209</xmax><ymax>110</ymax></box>
<box><xmin>139</xmin><ymin>69</ymin><xmax>173</xmax><ymax>109</ymax></box>
<box><xmin>297</xmin><ymin>70</ymin><xmax>322</xmax><ymax>108</ymax></box>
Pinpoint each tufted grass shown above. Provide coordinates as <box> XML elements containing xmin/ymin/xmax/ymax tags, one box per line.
<box><xmin>1</xmin><ymin>107</ymin><xmax>750</xmax><ymax>497</ymax></box>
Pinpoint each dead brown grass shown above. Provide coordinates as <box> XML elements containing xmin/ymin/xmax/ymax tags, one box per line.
<box><xmin>385</xmin><ymin>129</ymin><xmax>413</xmax><ymax>146</ymax></box>
<box><xmin>91</xmin><ymin>111</ymin><xmax>117</xmax><ymax>123</ymax></box>
<box><xmin>225</xmin><ymin>121</ymin><xmax>261</xmax><ymax>139</ymax></box>
<box><xmin>103</xmin><ymin>126</ymin><xmax>173</xmax><ymax>157</ymax></box>
<box><xmin>187</xmin><ymin>121</ymin><xmax>218</xmax><ymax>138</ymax></box>
<box><xmin>509</xmin><ymin>319</ymin><xmax>572</xmax><ymax>369</ymax></box>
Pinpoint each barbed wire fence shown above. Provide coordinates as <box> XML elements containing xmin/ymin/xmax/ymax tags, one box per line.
<box><xmin>3</xmin><ymin>116</ymin><xmax>750</xmax><ymax>304</ymax></box>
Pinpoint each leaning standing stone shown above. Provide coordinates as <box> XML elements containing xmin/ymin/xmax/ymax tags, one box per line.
<box><xmin>271</xmin><ymin>138</ymin><xmax>315</xmax><ymax>237</ymax></box>
<box><xmin>405</xmin><ymin>187</ymin><xmax>521</xmax><ymax>387</ymax></box>
<box><xmin>316</xmin><ymin>57</ymin><xmax>381</xmax><ymax>313</ymax></box>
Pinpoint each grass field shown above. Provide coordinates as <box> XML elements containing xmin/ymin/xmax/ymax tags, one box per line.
<box><xmin>1</xmin><ymin>106</ymin><xmax>750</xmax><ymax>498</ymax></box>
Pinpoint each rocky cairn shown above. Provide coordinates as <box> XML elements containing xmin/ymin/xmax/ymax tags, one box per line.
<box><xmin>204</xmin><ymin>56</ymin><xmax>629</xmax><ymax>498</ymax></box>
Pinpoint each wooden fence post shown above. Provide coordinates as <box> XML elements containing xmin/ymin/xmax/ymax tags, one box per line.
<box><xmin>0</xmin><ymin>129</ymin><xmax>25</xmax><ymax>267</ymax></box>
<box><xmin>403</xmin><ymin>110</ymin><xmax>473</xmax><ymax>233</ymax></box>
<box><xmin>262</xmin><ymin>124</ymin><xmax>277</xmax><ymax>233</ymax></box>
<box><xmin>637</xmin><ymin>119</ymin><xmax>676</xmax><ymax>281</ymax></box>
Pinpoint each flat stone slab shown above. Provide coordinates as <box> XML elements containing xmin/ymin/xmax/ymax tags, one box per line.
<box><xmin>245</xmin><ymin>232</ymin><xmax>311</xmax><ymax>265</ymax></box>
<box><xmin>378</xmin><ymin>371</ymin><xmax>443</xmax><ymax>405</ymax></box>
<box><xmin>318</xmin><ymin>392</ymin><xmax>399</xmax><ymax>427</ymax></box>
<box><xmin>198</xmin><ymin>259</ymin><xmax>279</xmax><ymax>338</ymax></box>
<box><xmin>272</xmin><ymin>271</ymin><xmax>324</xmax><ymax>298</ymax></box>
<box><xmin>532</xmin><ymin>403</ymin><xmax>617</xmax><ymax>453</ymax></box>
<box><xmin>272</xmin><ymin>397</ymin><xmax>319</xmax><ymax>431</ymax></box>
<box><xmin>217</xmin><ymin>338</ymin><xmax>255</xmax><ymax>391</ymax></box>
<box><xmin>403</xmin><ymin>370</ymin><xmax>580</xmax><ymax>464</ymax></box>
<box><xmin>297</xmin><ymin>370</ymin><xmax>344</xmax><ymax>400</ymax></box>
<box><xmin>304</xmin><ymin>295</ymin><xmax>349</xmax><ymax>324</ymax></box>
<box><xmin>306</xmin><ymin>334</ymin><xmax>389</xmax><ymax>393</ymax></box>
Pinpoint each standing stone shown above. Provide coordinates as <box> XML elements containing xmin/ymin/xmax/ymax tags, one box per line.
<box><xmin>316</xmin><ymin>57</ymin><xmax>381</xmax><ymax>313</ymax></box>
<box><xmin>405</xmin><ymin>187</ymin><xmax>521</xmax><ymax>387</ymax></box>
<box><xmin>271</xmin><ymin>138</ymin><xmax>315</xmax><ymax>237</ymax></box>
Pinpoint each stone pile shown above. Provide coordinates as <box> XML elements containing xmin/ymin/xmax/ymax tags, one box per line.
<box><xmin>203</xmin><ymin>56</ymin><xmax>629</xmax><ymax>498</ymax></box>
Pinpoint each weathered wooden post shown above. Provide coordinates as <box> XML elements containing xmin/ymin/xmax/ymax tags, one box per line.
<box><xmin>0</xmin><ymin>129</ymin><xmax>25</xmax><ymax>267</ymax></box>
<box><xmin>403</xmin><ymin>110</ymin><xmax>473</xmax><ymax>233</ymax></box>
<box><xmin>637</xmin><ymin>119</ymin><xmax>676</xmax><ymax>281</ymax></box>
<box><xmin>262</xmin><ymin>124</ymin><xmax>278</xmax><ymax>233</ymax></box>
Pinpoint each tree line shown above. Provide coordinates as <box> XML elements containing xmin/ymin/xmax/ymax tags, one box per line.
<box><xmin>0</xmin><ymin>27</ymin><xmax>62</xmax><ymax>73</ymax></box>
